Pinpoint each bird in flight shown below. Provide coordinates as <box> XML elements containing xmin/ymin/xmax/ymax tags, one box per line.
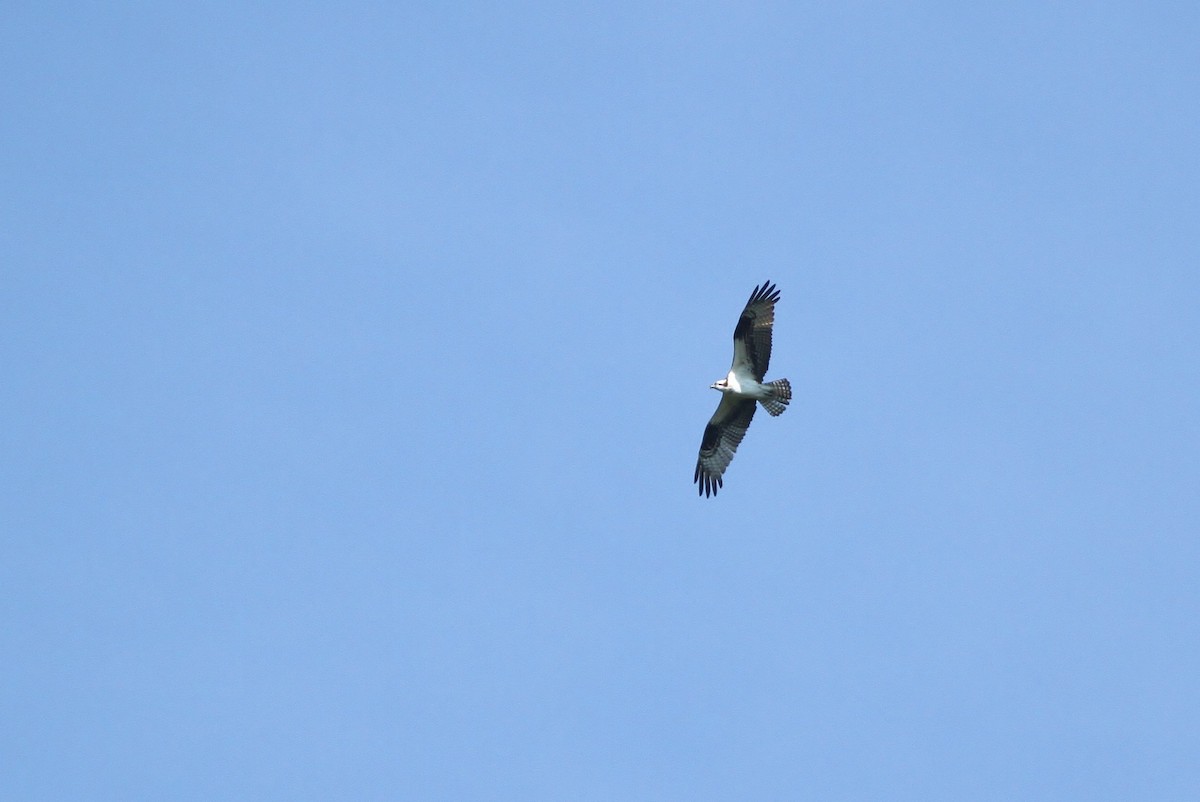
<box><xmin>694</xmin><ymin>280</ymin><xmax>792</xmax><ymax>497</ymax></box>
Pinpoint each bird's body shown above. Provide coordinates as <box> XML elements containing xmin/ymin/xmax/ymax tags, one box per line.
<box><xmin>714</xmin><ymin>371</ymin><xmax>777</xmax><ymax>402</ymax></box>
<box><xmin>694</xmin><ymin>281</ymin><xmax>791</xmax><ymax>497</ymax></box>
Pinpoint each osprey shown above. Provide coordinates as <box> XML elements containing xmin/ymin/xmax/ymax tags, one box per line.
<box><xmin>694</xmin><ymin>280</ymin><xmax>792</xmax><ymax>497</ymax></box>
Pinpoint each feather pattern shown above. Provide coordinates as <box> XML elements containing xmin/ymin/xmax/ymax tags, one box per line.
<box><xmin>693</xmin><ymin>397</ymin><xmax>757</xmax><ymax>497</ymax></box>
<box><xmin>731</xmin><ymin>280</ymin><xmax>780</xmax><ymax>381</ymax></box>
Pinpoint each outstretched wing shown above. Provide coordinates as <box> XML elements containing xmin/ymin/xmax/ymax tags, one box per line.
<box><xmin>694</xmin><ymin>396</ymin><xmax>757</xmax><ymax>497</ymax></box>
<box><xmin>730</xmin><ymin>280</ymin><xmax>781</xmax><ymax>381</ymax></box>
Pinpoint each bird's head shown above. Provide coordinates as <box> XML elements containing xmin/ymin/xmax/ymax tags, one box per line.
<box><xmin>710</xmin><ymin>379</ymin><xmax>728</xmax><ymax>392</ymax></box>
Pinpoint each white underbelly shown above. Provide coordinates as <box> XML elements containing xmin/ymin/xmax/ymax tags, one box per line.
<box><xmin>726</xmin><ymin>371</ymin><xmax>766</xmax><ymax>398</ymax></box>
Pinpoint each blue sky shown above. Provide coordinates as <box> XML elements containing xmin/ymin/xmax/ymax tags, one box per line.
<box><xmin>3</xmin><ymin>3</ymin><xmax>1198</xmax><ymax>799</ymax></box>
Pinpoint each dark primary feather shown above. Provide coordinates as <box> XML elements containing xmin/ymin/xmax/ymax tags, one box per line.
<box><xmin>732</xmin><ymin>280</ymin><xmax>780</xmax><ymax>381</ymax></box>
<box><xmin>693</xmin><ymin>397</ymin><xmax>757</xmax><ymax>497</ymax></box>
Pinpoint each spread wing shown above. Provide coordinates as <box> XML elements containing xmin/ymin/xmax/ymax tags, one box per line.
<box><xmin>693</xmin><ymin>396</ymin><xmax>757</xmax><ymax>497</ymax></box>
<box><xmin>730</xmin><ymin>280</ymin><xmax>781</xmax><ymax>381</ymax></box>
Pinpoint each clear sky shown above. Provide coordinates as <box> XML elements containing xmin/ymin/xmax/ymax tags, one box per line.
<box><xmin>3</xmin><ymin>3</ymin><xmax>1198</xmax><ymax>799</ymax></box>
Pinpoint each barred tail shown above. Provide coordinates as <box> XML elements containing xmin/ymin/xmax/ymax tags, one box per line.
<box><xmin>760</xmin><ymin>378</ymin><xmax>792</xmax><ymax>417</ymax></box>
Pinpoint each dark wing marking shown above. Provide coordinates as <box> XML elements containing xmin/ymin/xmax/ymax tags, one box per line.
<box><xmin>731</xmin><ymin>280</ymin><xmax>780</xmax><ymax>381</ymax></box>
<box><xmin>693</xmin><ymin>396</ymin><xmax>757</xmax><ymax>497</ymax></box>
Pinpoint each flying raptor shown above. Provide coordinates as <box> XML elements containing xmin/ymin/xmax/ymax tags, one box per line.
<box><xmin>694</xmin><ymin>280</ymin><xmax>792</xmax><ymax>497</ymax></box>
